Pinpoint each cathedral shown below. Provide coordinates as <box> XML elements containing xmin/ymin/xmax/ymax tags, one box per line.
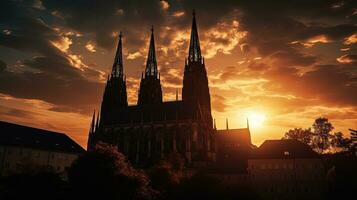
<box><xmin>87</xmin><ymin>12</ymin><xmax>252</xmax><ymax>169</ymax></box>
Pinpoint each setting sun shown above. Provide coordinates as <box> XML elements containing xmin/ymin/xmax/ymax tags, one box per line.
<box><xmin>247</xmin><ymin>112</ymin><xmax>266</xmax><ymax>128</ymax></box>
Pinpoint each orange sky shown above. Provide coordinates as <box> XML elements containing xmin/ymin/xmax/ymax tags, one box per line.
<box><xmin>0</xmin><ymin>1</ymin><xmax>356</xmax><ymax>148</ymax></box>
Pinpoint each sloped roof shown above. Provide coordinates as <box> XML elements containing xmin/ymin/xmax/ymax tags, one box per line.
<box><xmin>0</xmin><ymin>121</ymin><xmax>85</xmax><ymax>154</ymax></box>
<box><xmin>251</xmin><ymin>139</ymin><xmax>319</xmax><ymax>159</ymax></box>
<box><xmin>216</xmin><ymin>128</ymin><xmax>252</xmax><ymax>145</ymax></box>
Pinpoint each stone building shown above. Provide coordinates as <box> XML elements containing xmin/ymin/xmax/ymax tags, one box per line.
<box><xmin>0</xmin><ymin>121</ymin><xmax>85</xmax><ymax>176</ymax></box>
<box><xmin>248</xmin><ymin>139</ymin><xmax>326</xmax><ymax>200</ymax></box>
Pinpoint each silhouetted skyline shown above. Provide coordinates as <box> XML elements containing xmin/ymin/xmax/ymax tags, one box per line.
<box><xmin>0</xmin><ymin>0</ymin><xmax>356</xmax><ymax>147</ymax></box>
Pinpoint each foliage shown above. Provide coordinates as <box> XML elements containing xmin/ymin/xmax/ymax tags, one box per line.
<box><xmin>283</xmin><ymin>128</ymin><xmax>313</xmax><ymax>144</ymax></box>
<box><xmin>283</xmin><ymin>117</ymin><xmax>356</xmax><ymax>154</ymax></box>
<box><xmin>68</xmin><ymin>142</ymin><xmax>155</xmax><ymax>200</ymax></box>
<box><xmin>311</xmin><ymin>117</ymin><xmax>334</xmax><ymax>153</ymax></box>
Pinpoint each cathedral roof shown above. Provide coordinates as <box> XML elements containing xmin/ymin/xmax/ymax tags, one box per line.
<box><xmin>105</xmin><ymin>100</ymin><xmax>201</xmax><ymax>126</ymax></box>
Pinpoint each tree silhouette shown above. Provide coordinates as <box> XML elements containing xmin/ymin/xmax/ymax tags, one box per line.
<box><xmin>283</xmin><ymin>117</ymin><xmax>356</xmax><ymax>154</ymax></box>
<box><xmin>349</xmin><ymin>129</ymin><xmax>357</xmax><ymax>154</ymax></box>
<box><xmin>283</xmin><ymin>128</ymin><xmax>313</xmax><ymax>144</ymax></box>
<box><xmin>311</xmin><ymin>117</ymin><xmax>334</xmax><ymax>153</ymax></box>
<box><xmin>68</xmin><ymin>142</ymin><xmax>155</xmax><ymax>200</ymax></box>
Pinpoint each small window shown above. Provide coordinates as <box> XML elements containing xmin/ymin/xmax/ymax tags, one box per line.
<box><xmin>284</xmin><ymin>151</ymin><xmax>290</xmax><ymax>156</ymax></box>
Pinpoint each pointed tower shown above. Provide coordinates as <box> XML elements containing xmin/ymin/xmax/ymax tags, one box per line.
<box><xmin>100</xmin><ymin>32</ymin><xmax>128</xmax><ymax>125</ymax></box>
<box><xmin>226</xmin><ymin>118</ymin><xmax>229</xmax><ymax>130</ymax></box>
<box><xmin>188</xmin><ymin>9</ymin><xmax>202</xmax><ymax>63</ymax></box>
<box><xmin>87</xmin><ymin>110</ymin><xmax>96</xmax><ymax>151</ymax></box>
<box><xmin>182</xmin><ymin>10</ymin><xmax>212</xmax><ymax>126</ymax></box>
<box><xmin>138</xmin><ymin>27</ymin><xmax>163</xmax><ymax>105</ymax></box>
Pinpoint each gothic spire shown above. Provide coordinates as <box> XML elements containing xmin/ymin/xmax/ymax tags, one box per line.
<box><xmin>111</xmin><ymin>32</ymin><xmax>124</xmax><ymax>79</ymax></box>
<box><xmin>176</xmin><ymin>88</ymin><xmax>178</xmax><ymax>101</ymax></box>
<box><xmin>247</xmin><ymin>118</ymin><xmax>250</xmax><ymax>130</ymax></box>
<box><xmin>226</xmin><ymin>118</ymin><xmax>229</xmax><ymax>130</ymax></box>
<box><xmin>90</xmin><ymin>110</ymin><xmax>96</xmax><ymax>134</ymax></box>
<box><xmin>145</xmin><ymin>26</ymin><xmax>158</xmax><ymax>77</ymax></box>
<box><xmin>95</xmin><ymin>110</ymin><xmax>100</xmax><ymax>130</ymax></box>
<box><xmin>188</xmin><ymin>9</ymin><xmax>202</xmax><ymax>63</ymax></box>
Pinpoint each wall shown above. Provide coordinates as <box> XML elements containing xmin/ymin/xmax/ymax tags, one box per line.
<box><xmin>0</xmin><ymin>145</ymin><xmax>80</xmax><ymax>176</ymax></box>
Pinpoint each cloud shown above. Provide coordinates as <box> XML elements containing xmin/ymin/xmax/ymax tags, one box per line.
<box><xmin>85</xmin><ymin>41</ymin><xmax>96</xmax><ymax>53</ymax></box>
<box><xmin>344</xmin><ymin>33</ymin><xmax>357</xmax><ymax>45</ymax></box>
<box><xmin>0</xmin><ymin>60</ymin><xmax>6</xmax><ymax>72</ymax></box>
<box><xmin>336</xmin><ymin>54</ymin><xmax>357</xmax><ymax>64</ymax></box>
<box><xmin>211</xmin><ymin>94</ymin><xmax>227</xmax><ymax>112</ymax></box>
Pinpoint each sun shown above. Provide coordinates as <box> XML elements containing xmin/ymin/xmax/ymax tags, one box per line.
<box><xmin>247</xmin><ymin>112</ymin><xmax>266</xmax><ymax>128</ymax></box>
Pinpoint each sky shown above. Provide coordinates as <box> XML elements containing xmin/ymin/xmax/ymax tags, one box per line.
<box><xmin>0</xmin><ymin>0</ymin><xmax>356</xmax><ymax>148</ymax></box>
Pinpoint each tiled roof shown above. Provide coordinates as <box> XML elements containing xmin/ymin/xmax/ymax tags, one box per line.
<box><xmin>0</xmin><ymin>121</ymin><xmax>85</xmax><ymax>154</ymax></box>
<box><xmin>251</xmin><ymin>139</ymin><xmax>319</xmax><ymax>159</ymax></box>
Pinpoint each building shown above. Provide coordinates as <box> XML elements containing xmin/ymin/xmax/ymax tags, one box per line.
<box><xmin>0</xmin><ymin>121</ymin><xmax>85</xmax><ymax>176</ymax></box>
<box><xmin>88</xmin><ymin>11</ymin><xmax>222</xmax><ymax>168</ymax></box>
<box><xmin>215</xmin><ymin>120</ymin><xmax>253</xmax><ymax>173</ymax></box>
<box><xmin>248</xmin><ymin>139</ymin><xmax>326</xmax><ymax>200</ymax></box>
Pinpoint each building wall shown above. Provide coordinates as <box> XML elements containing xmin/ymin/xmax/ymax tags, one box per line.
<box><xmin>0</xmin><ymin>145</ymin><xmax>80</xmax><ymax>176</ymax></box>
<box><xmin>248</xmin><ymin>158</ymin><xmax>326</xmax><ymax>200</ymax></box>
<box><xmin>96</xmin><ymin>120</ymin><xmax>215</xmax><ymax>167</ymax></box>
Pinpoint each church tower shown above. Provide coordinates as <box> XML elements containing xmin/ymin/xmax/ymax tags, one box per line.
<box><xmin>138</xmin><ymin>27</ymin><xmax>163</xmax><ymax>105</ymax></box>
<box><xmin>100</xmin><ymin>32</ymin><xmax>128</xmax><ymax>125</ymax></box>
<box><xmin>182</xmin><ymin>10</ymin><xmax>212</xmax><ymax>125</ymax></box>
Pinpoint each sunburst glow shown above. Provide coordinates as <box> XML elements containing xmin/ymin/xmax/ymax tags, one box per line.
<box><xmin>247</xmin><ymin>112</ymin><xmax>266</xmax><ymax>128</ymax></box>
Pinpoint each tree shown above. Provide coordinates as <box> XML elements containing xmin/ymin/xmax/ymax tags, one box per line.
<box><xmin>147</xmin><ymin>153</ymin><xmax>185</xmax><ymax>199</ymax></box>
<box><xmin>148</xmin><ymin>161</ymin><xmax>179</xmax><ymax>199</ymax></box>
<box><xmin>283</xmin><ymin>128</ymin><xmax>313</xmax><ymax>144</ymax></box>
<box><xmin>330</xmin><ymin>132</ymin><xmax>352</xmax><ymax>153</ymax></box>
<box><xmin>349</xmin><ymin>129</ymin><xmax>357</xmax><ymax>154</ymax></box>
<box><xmin>68</xmin><ymin>142</ymin><xmax>155</xmax><ymax>200</ymax></box>
<box><xmin>312</xmin><ymin>117</ymin><xmax>334</xmax><ymax>153</ymax></box>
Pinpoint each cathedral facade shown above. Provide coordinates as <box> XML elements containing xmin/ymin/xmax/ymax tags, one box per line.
<box><xmin>88</xmin><ymin>12</ymin><xmax>216</xmax><ymax>167</ymax></box>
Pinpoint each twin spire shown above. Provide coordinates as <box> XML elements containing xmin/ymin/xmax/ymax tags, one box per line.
<box><xmin>144</xmin><ymin>26</ymin><xmax>158</xmax><ymax>78</ymax></box>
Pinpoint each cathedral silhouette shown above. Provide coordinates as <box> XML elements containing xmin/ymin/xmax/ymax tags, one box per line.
<box><xmin>87</xmin><ymin>11</ymin><xmax>252</xmax><ymax>169</ymax></box>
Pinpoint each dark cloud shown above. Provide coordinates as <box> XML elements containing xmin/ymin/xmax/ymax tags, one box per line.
<box><xmin>0</xmin><ymin>60</ymin><xmax>6</xmax><ymax>72</ymax></box>
<box><xmin>0</xmin><ymin>68</ymin><xmax>104</xmax><ymax>114</ymax></box>
<box><xmin>263</xmin><ymin>64</ymin><xmax>357</xmax><ymax>107</ymax></box>
<box><xmin>0</xmin><ymin>0</ymin><xmax>105</xmax><ymax>114</ymax></box>
<box><xmin>0</xmin><ymin>0</ymin><xmax>357</xmax><ymax>116</ymax></box>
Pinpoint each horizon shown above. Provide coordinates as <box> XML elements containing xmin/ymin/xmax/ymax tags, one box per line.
<box><xmin>1</xmin><ymin>0</ymin><xmax>356</xmax><ymax>148</ymax></box>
